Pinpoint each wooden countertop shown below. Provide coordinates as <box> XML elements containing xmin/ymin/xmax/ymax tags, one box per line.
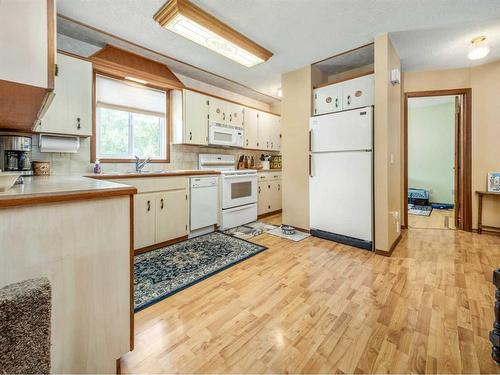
<box><xmin>0</xmin><ymin>176</ymin><xmax>137</xmax><ymax>208</ymax></box>
<box><xmin>87</xmin><ymin>169</ymin><xmax>221</xmax><ymax>180</ymax></box>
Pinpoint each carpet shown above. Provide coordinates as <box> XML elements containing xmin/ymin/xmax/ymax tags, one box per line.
<box><xmin>266</xmin><ymin>227</ymin><xmax>311</xmax><ymax>242</ymax></box>
<box><xmin>224</xmin><ymin>221</ymin><xmax>278</xmax><ymax>240</ymax></box>
<box><xmin>134</xmin><ymin>232</ymin><xmax>267</xmax><ymax>311</ymax></box>
<box><xmin>408</xmin><ymin>204</ymin><xmax>433</xmax><ymax>216</ymax></box>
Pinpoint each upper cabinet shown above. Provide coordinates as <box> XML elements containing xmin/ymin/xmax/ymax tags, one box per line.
<box><xmin>313</xmin><ymin>74</ymin><xmax>374</xmax><ymax>116</ymax></box>
<box><xmin>0</xmin><ymin>0</ymin><xmax>56</xmax><ymax>131</ymax></box>
<box><xmin>245</xmin><ymin>111</ymin><xmax>281</xmax><ymax>151</ymax></box>
<box><xmin>174</xmin><ymin>89</ymin><xmax>281</xmax><ymax>151</ymax></box>
<box><xmin>36</xmin><ymin>53</ymin><xmax>93</xmax><ymax>136</ymax></box>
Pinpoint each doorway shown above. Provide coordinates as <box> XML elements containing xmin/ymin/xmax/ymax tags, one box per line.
<box><xmin>404</xmin><ymin>89</ymin><xmax>472</xmax><ymax>231</ymax></box>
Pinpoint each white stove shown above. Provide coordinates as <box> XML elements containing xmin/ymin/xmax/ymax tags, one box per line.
<box><xmin>199</xmin><ymin>154</ymin><xmax>257</xmax><ymax>230</ymax></box>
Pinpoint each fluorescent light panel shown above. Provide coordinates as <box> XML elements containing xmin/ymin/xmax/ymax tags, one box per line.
<box><xmin>154</xmin><ymin>0</ymin><xmax>272</xmax><ymax>68</ymax></box>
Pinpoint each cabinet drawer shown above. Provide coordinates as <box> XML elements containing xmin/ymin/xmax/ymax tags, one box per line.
<box><xmin>110</xmin><ymin>177</ymin><xmax>188</xmax><ymax>193</ymax></box>
<box><xmin>268</xmin><ymin>171</ymin><xmax>282</xmax><ymax>181</ymax></box>
<box><xmin>258</xmin><ymin>172</ymin><xmax>269</xmax><ymax>181</ymax></box>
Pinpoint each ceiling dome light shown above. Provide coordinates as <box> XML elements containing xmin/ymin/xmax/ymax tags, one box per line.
<box><xmin>468</xmin><ymin>36</ymin><xmax>490</xmax><ymax>60</ymax></box>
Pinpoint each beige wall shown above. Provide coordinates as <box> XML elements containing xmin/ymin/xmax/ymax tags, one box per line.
<box><xmin>374</xmin><ymin>34</ymin><xmax>402</xmax><ymax>252</ymax></box>
<box><xmin>281</xmin><ymin>66</ymin><xmax>312</xmax><ymax>229</ymax></box>
<box><xmin>404</xmin><ymin>60</ymin><xmax>500</xmax><ymax>229</ymax></box>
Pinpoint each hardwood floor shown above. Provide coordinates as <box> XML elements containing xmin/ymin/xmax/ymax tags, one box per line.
<box><xmin>409</xmin><ymin>208</ymin><xmax>456</xmax><ymax>230</ymax></box>
<box><xmin>121</xmin><ymin>215</ymin><xmax>500</xmax><ymax>374</ymax></box>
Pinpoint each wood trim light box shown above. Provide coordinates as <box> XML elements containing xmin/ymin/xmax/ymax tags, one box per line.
<box><xmin>153</xmin><ymin>0</ymin><xmax>273</xmax><ymax>67</ymax></box>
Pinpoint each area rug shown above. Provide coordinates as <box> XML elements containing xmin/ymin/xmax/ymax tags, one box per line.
<box><xmin>266</xmin><ymin>227</ymin><xmax>310</xmax><ymax>242</ymax></box>
<box><xmin>134</xmin><ymin>232</ymin><xmax>267</xmax><ymax>311</ymax></box>
<box><xmin>408</xmin><ymin>204</ymin><xmax>433</xmax><ymax>216</ymax></box>
<box><xmin>224</xmin><ymin>221</ymin><xmax>278</xmax><ymax>240</ymax></box>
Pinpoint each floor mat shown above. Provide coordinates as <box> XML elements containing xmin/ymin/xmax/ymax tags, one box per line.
<box><xmin>224</xmin><ymin>221</ymin><xmax>278</xmax><ymax>240</ymax></box>
<box><xmin>408</xmin><ymin>204</ymin><xmax>433</xmax><ymax>216</ymax></box>
<box><xmin>134</xmin><ymin>232</ymin><xmax>267</xmax><ymax>311</ymax></box>
<box><xmin>267</xmin><ymin>227</ymin><xmax>311</xmax><ymax>242</ymax></box>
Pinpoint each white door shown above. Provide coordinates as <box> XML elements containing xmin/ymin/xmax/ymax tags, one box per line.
<box><xmin>342</xmin><ymin>74</ymin><xmax>374</xmax><ymax>110</ymax></box>
<box><xmin>184</xmin><ymin>90</ymin><xmax>208</xmax><ymax>145</ymax></box>
<box><xmin>309</xmin><ymin>151</ymin><xmax>372</xmax><ymax>242</ymax></box>
<box><xmin>313</xmin><ymin>83</ymin><xmax>342</xmax><ymax>116</ymax></box>
<box><xmin>257</xmin><ymin>181</ymin><xmax>270</xmax><ymax>215</ymax></box>
<box><xmin>244</xmin><ymin>108</ymin><xmax>259</xmax><ymax>149</ymax></box>
<box><xmin>268</xmin><ymin>114</ymin><xmax>281</xmax><ymax>151</ymax></box>
<box><xmin>310</xmin><ymin>107</ymin><xmax>372</xmax><ymax>152</ymax></box>
<box><xmin>225</xmin><ymin>101</ymin><xmax>244</xmax><ymax>126</ymax></box>
<box><xmin>157</xmin><ymin>190</ymin><xmax>188</xmax><ymax>242</ymax></box>
<box><xmin>209</xmin><ymin>97</ymin><xmax>226</xmax><ymax>123</ymax></box>
<box><xmin>40</xmin><ymin>53</ymin><xmax>92</xmax><ymax>136</ymax></box>
<box><xmin>134</xmin><ymin>193</ymin><xmax>156</xmax><ymax>249</ymax></box>
<box><xmin>258</xmin><ymin>112</ymin><xmax>271</xmax><ymax>150</ymax></box>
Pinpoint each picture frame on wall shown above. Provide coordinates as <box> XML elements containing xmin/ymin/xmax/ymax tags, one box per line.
<box><xmin>487</xmin><ymin>172</ymin><xmax>500</xmax><ymax>192</ymax></box>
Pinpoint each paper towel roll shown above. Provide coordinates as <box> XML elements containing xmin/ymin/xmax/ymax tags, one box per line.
<box><xmin>39</xmin><ymin>134</ymin><xmax>80</xmax><ymax>153</ymax></box>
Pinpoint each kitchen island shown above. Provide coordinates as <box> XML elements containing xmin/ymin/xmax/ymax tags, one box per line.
<box><xmin>0</xmin><ymin>176</ymin><xmax>136</xmax><ymax>373</ymax></box>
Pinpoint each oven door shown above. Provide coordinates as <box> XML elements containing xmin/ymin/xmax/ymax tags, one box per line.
<box><xmin>209</xmin><ymin>125</ymin><xmax>236</xmax><ymax>146</ymax></box>
<box><xmin>222</xmin><ymin>173</ymin><xmax>257</xmax><ymax>209</ymax></box>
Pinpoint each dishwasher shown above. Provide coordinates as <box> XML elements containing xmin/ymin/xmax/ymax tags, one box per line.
<box><xmin>189</xmin><ymin>176</ymin><xmax>218</xmax><ymax>237</ymax></box>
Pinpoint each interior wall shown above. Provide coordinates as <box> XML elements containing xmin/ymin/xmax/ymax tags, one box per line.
<box><xmin>408</xmin><ymin>102</ymin><xmax>455</xmax><ymax>204</ymax></box>
<box><xmin>281</xmin><ymin>66</ymin><xmax>312</xmax><ymax>230</ymax></box>
<box><xmin>374</xmin><ymin>33</ymin><xmax>402</xmax><ymax>253</ymax></box>
<box><xmin>327</xmin><ymin>64</ymin><xmax>374</xmax><ymax>84</ymax></box>
<box><xmin>403</xmin><ymin>60</ymin><xmax>500</xmax><ymax>229</ymax></box>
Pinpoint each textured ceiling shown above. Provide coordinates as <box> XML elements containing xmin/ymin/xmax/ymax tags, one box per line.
<box><xmin>57</xmin><ymin>0</ymin><xmax>500</xmax><ymax>99</ymax></box>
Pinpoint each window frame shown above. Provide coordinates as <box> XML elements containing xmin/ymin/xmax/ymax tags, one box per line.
<box><xmin>91</xmin><ymin>71</ymin><xmax>171</xmax><ymax>163</ymax></box>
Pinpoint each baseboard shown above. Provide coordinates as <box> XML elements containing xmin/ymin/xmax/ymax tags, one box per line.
<box><xmin>134</xmin><ymin>235</ymin><xmax>189</xmax><ymax>256</ymax></box>
<box><xmin>375</xmin><ymin>233</ymin><xmax>402</xmax><ymax>257</ymax></box>
<box><xmin>258</xmin><ymin>209</ymin><xmax>282</xmax><ymax>219</ymax></box>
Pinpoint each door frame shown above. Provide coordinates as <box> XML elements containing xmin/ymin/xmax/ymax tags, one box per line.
<box><xmin>403</xmin><ymin>88</ymin><xmax>472</xmax><ymax>231</ymax></box>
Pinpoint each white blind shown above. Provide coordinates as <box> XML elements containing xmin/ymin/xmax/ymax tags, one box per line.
<box><xmin>96</xmin><ymin>75</ymin><xmax>166</xmax><ymax>115</ymax></box>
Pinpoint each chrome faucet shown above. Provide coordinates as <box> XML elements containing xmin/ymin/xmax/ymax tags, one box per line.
<box><xmin>135</xmin><ymin>155</ymin><xmax>151</xmax><ymax>172</ymax></box>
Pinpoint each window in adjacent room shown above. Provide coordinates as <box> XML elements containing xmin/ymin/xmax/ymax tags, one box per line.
<box><xmin>95</xmin><ymin>75</ymin><xmax>168</xmax><ymax>161</ymax></box>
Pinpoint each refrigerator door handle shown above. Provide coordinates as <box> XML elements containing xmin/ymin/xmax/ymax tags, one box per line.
<box><xmin>309</xmin><ymin>154</ymin><xmax>313</xmax><ymax>177</ymax></box>
<box><xmin>309</xmin><ymin>129</ymin><xmax>312</xmax><ymax>152</ymax></box>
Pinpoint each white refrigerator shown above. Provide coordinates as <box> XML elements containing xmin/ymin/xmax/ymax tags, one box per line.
<box><xmin>309</xmin><ymin>106</ymin><xmax>373</xmax><ymax>250</ymax></box>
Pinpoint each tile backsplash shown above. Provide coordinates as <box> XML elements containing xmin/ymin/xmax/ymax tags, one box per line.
<box><xmin>31</xmin><ymin>135</ymin><xmax>279</xmax><ymax>175</ymax></box>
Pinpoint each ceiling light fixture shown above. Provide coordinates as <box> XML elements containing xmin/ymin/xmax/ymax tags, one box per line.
<box><xmin>153</xmin><ymin>0</ymin><xmax>273</xmax><ymax>67</ymax></box>
<box><xmin>125</xmin><ymin>76</ymin><xmax>149</xmax><ymax>85</ymax></box>
<box><xmin>468</xmin><ymin>35</ymin><xmax>490</xmax><ymax>60</ymax></box>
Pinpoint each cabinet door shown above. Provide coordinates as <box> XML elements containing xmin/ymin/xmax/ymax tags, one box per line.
<box><xmin>243</xmin><ymin>108</ymin><xmax>259</xmax><ymax>149</ymax></box>
<box><xmin>225</xmin><ymin>101</ymin><xmax>244</xmax><ymax>127</ymax></box>
<box><xmin>208</xmin><ymin>97</ymin><xmax>226</xmax><ymax>123</ymax></box>
<box><xmin>313</xmin><ymin>83</ymin><xmax>342</xmax><ymax>116</ymax></box>
<box><xmin>134</xmin><ymin>193</ymin><xmax>156</xmax><ymax>250</ymax></box>
<box><xmin>342</xmin><ymin>74</ymin><xmax>374</xmax><ymax>110</ymax></box>
<box><xmin>156</xmin><ymin>190</ymin><xmax>188</xmax><ymax>243</ymax></box>
<box><xmin>258</xmin><ymin>112</ymin><xmax>271</xmax><ymax>150</ymax></box>
<box><xmin>257</xmin><ymin>181</ymin><xmax>270</xmax><ymax>215</ymax></box>
<box><xmin>268</xmin><ymin>114</ymin><xmax>281</xmax><ymax>151</ymax></box>
<box><xmin>184</xmin><ymin>90</ymin><xmax>209</xmax><ymax>145</ymax></box>
<box><xmin>40</xmin><ymin>53</ymin><xmax>92</xmax><ymax>136</ymax></box>
<box><xmin>269</xmin><ymin>180</ymin><xmax>282</xmax><ymax>212</ymax></box>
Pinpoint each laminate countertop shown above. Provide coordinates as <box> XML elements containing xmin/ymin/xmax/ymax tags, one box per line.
<box><xmin>0</xmin><ymin>176</ymin><xmax>137</xmax><ymax>208</ymax></box>
<box><xmin>87</xmin><ymin>169</ymin><xmax>221</xmax><ymax>179</ymax></box>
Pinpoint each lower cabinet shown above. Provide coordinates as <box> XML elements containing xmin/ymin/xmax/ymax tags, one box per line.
<box><xmin>257</xmin><ymin>172</ymin><xmax>282</xmax><ymax>216</ymax></box>
<box><xmin>107</xmin><ymin>176</ymin><xmax>189</xmax><ymax>251</ymax></box>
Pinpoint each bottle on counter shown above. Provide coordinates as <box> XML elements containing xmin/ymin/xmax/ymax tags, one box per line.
<box><xmin>93</xmin><ymin>159</ymin><xmax>102</xmax><ymax>174</ymax></box>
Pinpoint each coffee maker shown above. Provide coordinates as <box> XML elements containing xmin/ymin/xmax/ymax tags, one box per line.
<box><xmin>0</xmin><ymin>135</ymin><xmax>33</xmax><ymax>175</ymax></box>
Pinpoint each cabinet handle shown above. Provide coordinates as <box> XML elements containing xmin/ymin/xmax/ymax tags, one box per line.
<box><xmin>271</xmin><ymin>142</ymin><xmax>273</xmax><ymax>148</ymax></box>
<box><xmin>268</xmin><ymin>184</ymin><xmax>270</xmax><ymax>189</ymax></box>
<box><xmin>223</xmin><ymin>112</ymin><xmax>226</xmax><ymax>121</ymax></box>
<box><xmin>309</xmin><ymin>155</ymin><xmax>313</xmax><ymax>177</ymax></box>
<box><xmin>160</xmin><ymin>198</ymin><xmax>164</xmax><ymax>209</ymax></box>
<box><xmin>309</xmin><ymin>129</ymin><xmax>312</xmax><ymax>152</ymax></box>
<box><xmin>229</xmin><ymin>114</ymin><xmax>232</xmax><ymax>122</ymax></box>
<box><xmin>278</xmin><ymin>184</ymin><xmax>281</xmax><ymax>191</ymax></box>
<box><xmin>189</xmin><ymin>131</ymin><xmax>192</xmax><ymax>141</ymax></box>
<box><xmin>257</xmin><ymin>142</ymin><xmax>259</xmax><ymax>147</ymax></box>
<box><xmin>266</xmin><ymin>141</ymin><xmax>269</xmax><ymax>148</ymax></box>
<box><xmin>347</xmin><ymin>95</ymin><xmax>351</xmax><ymax>105</ymax></box>
<box><xmin>77</xmin><ymin>117</ymin><xmax>81</xmax><ymax>129</ymax></box>
<box><xmin>335</xmin><ymin>98</ymin><xmax>339</xmax><ymax>108</ymax></box>
<box><xmin>147</xmin><ymin>200</ymin><xmax>151</xmax><ymax>212</ymax></box>
<box><xmin>246</xmin><ymin>139</ymin><xmax>249</xmax><ymax>146</ymax></box>
<box><xmin>258</xmin><ymin>186</ymin><xmax>261</xmax><ymax>193</ymax></box>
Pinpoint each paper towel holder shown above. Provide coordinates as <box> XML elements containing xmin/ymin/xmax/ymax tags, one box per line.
<box><xmin>39</xmin><ymin>134</ymin><xmax>80</xmax><ymax>153</ymax></box>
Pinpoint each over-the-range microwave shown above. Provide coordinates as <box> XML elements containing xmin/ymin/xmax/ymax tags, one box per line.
<box><xmin>208</xmin><ymin>122</ymin><xmax>244</xmax><ymax>147</ymax></box>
